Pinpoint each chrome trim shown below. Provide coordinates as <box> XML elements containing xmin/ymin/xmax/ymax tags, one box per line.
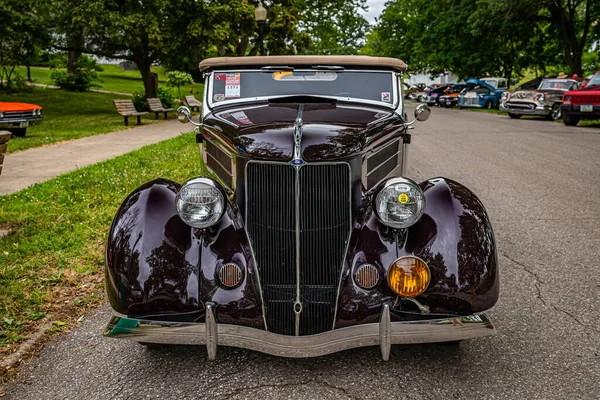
<box><xmin>294</xmin><ymin>162</ymin><xmax>301</xmax><ymax>336</ymax></box>
<box><xmin>292</xmin><ymin>104</ymin><xmax>304</xmax><ymax>165</ymax></box>
<box><xmin>205</xmin><ymin>69</ymin><xmax>399</xmax><ymax>111</ymax></box>
<box><xmin>401</xmin><ymin>142</ymin><xmax>408</xmax><ymax>176</ymax></box>
<box><xmin>104</xmin><ymin>311</ymin><xmax>496</xmax><ymax>359</ymax></box>
<box><xmin>176</xmin><ymin>177</ymin><xmax>226</xmax><ymax>229</ymax></box>
<box><xmin>379</xmin><ymin>303</ymin><xmax>391</xmax><ymax>361</ymax></box>
<box><xmin>205</xmin><ymin>302</ymin><xmax>217</xmax><ymax>360</ymax></box>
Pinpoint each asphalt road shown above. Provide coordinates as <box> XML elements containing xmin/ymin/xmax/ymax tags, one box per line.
<box><xmin>4</xmin><ymin>106</ymin><xmax>600</xmax><ymax>399</ymax></box>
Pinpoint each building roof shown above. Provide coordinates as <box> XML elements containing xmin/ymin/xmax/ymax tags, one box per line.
<box><xmin>199</xmin><ymin>56</ymin><xmax>407</xmax><ymax>72</ymax></box>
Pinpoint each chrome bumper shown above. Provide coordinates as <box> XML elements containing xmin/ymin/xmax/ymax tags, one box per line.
<box><xmin>500</xmin><ymin>103</ymin><xmax>550</xmax><ymax>116</ymax></box>
<box><xmin>0</xmin><ymin>119</ymin><xmax>42</xmax><ymax>129</ymax></box>
<box><xmin>104</xmin><ymin>304</ymin><xmax>496</xmax><ymax>360</ymax></box>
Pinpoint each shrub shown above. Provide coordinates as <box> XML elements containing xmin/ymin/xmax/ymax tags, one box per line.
<box><xmin>166</xmin><ymin>70</ymin><xmax>194</xmax><ymax>99</ymax></box>
<box><xmin>132</xmin><ymin>86</ymin><xmax>175</xmax><ymax>111</ymax></box>
<box><xmin>158</xmin><ymin>87</ymin><xmax>175</xmax><ymax>108</ymax></box>
<box><xmin>50</xmin><ymin>56</ymin><xmax>101</xmax><ymax>91</ymax></box>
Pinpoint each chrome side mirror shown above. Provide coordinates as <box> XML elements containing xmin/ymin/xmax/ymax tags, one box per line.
<box><xmin>414</xmin><ymin>103</ymin><xmax>431</xmax><ymax>122</ymax></box>
<box><xmin>177</xmin><ymin>106</ymin><xmax>192</xmax><ymax>123</ymax></box>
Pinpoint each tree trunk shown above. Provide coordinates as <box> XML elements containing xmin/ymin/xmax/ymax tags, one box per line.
<box><xmin>134</xmin><ymin>54</ymin><xmax>158</xmax><ymax>99</ymax></box>
<box><xmin>547</xmin><ymin>0</ymin><xmax>590</xmax><ymax>77</ymax></box>
<box><xmin>66</xmin><ymin>34</ymin><xmax>83</xmax><ymax>73</ymax></box>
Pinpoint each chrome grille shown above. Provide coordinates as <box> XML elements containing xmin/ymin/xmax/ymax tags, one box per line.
<box><xmin>3</xmin><ymin>111</ymin><xmax>38</xmax><ymax>120</ymax></box>
<box><xmin>246</xmin><ymin>162</ymin><xmax>351</xmax><ymax>336</ymax></box>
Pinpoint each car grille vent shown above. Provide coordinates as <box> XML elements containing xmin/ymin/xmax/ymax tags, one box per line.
<box><xmin>364</xmin><ymin>138</ymin><xmax>401</xmax><ymax>190</ymax></box>
<box><xmin>3</xmin><ymin>111</ymin><xmax>36</xmax><ymax>120</ymax></box>
<box><xmin>571</xmin><ymin>95</ymin><xmax>600</xmax><ymax>104</ymax></box>
<box><xmin>205</xmin><ymin>139</ymin><xmax>234</xmax><ymax>189</ymax></box>
<box><xmin>246</xmin><ymin>162</ymin><xmax>351</xmax><ymax>336</ymax></box>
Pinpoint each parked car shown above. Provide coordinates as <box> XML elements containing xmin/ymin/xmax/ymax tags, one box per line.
<box><xmin>499</xmin><ymin>78</ymin><xmax>580</xmax><ymax>120</ymax></box>
<box><xmin>428</xmin><ymin>84</ymin><xmax>467</xmax><ymax>107</ymax></box>
<box><xmin>561</xmin><ymin>71</ymin><xmax>600</xmax><ymax>126</ymax></box>
<box><xmin>439</xmin><ymin>91</ymin><xmax>463</xmax><ymax>108</ymax></box>
<box><xmin>104</xmin><ymin>56</ymin><xmax>499</xmax><ymax>360</ymax></box>
<box><xmin>0</xmin><ymin>102</ymin><xmax>43</xmax><ymax>137</ymax></box>
<box><xmin>404</xmin><ymin>83</ymin><xmax>427</xmax><ymax>100</ymax></box>
<box><xmin>458</xmin><ymin>78</ymin><xmax>508</xmax><ymax>109</ymax></box>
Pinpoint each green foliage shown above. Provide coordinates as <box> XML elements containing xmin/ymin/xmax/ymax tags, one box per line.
<box><xmin>166</xmin><ymin>70</ymin><xmax>194</xmax><ymax>98</ymax></box>
<box><xmin>0</xmin><ymin>133</ymin><xmax>199</xmax><ymax>348</ymax></box>
<box><xmin>157</xmin><ymin>87</ymin><xmax>174</xmax><ymax>108</ymax></box>
<box><xmin>50</xmin><ymin>65</ymin><xmax>99</xmax><ymax>91</ymax></box>
<box><xmin>132</xmin><ymin>87</ymin><xmax>148</xmax><ymax>112</ymax></box>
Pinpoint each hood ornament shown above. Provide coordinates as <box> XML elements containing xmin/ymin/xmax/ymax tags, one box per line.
<box><xmin>291</xmin><ymin>104</ymin><xmax>304</xmax><ymax>167</ymax></box>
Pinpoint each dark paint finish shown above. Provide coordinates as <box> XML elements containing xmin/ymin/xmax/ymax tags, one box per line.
<box><xmin>105</xmin><ymin>179</ymin><xmax>264</xmax><ymax>329</ymax></box>
<box><xmin>334</xmin><ymin>177</ymin><xmax>499</xmax><ymax>328</ymax></box>
<box><xmin>203</xmin><ymin>99</ymin><xmax>403</xmax><ymax>162</ymax></box>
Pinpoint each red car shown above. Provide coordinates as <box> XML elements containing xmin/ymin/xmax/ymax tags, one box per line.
<box><xmin>561</xmin><ymin>71</ymin><xmax>600</xmax><ymax>126</ymax></box>
<box><xmin>0</xmin><ymin>102</ymin><xmax>43</xmax><ymax>136</ymax></box>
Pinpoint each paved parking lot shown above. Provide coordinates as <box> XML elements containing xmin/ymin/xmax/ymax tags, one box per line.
<box><xmin>4</xmin><ymin>107</ymin><xmax>600</xmax><ymax>399</ymax></box>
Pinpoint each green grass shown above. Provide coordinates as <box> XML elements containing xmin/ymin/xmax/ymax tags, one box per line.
<box><xmin>13</xmin><ymin>64</ymin><xmax>203</xmax><ymax>96</ymax></box>
<box><xmin>0</xmin><ymin>133</ymin><xmax>201</xmax><ymax>351</ymax></box>
<box><xmin>0</xmin><ymin>88</ymin><xmax>170</xmax><ymax>153</ymax></box>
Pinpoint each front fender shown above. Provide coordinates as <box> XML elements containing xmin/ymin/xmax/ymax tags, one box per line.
<box><xmin>105</xmin><ymin>179</ymin><xmax>265</xmax><ymax>329</ymax></box>
<box><xmin>335</xmin><ymin>177</ymin><xmax>499</xmax><ymax>328</ymax></box>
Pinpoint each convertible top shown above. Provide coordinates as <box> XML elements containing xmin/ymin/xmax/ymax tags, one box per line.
<box><xmin>199</xmin><ymin>56</ymin><xmax>407</xmax><ymax>72</ymax></box>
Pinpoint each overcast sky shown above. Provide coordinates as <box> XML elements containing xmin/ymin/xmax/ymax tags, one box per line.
<box><xmin>360</xmin><ymin>0</ymin><xmax>387</xmax><ymax>24</ymax></box>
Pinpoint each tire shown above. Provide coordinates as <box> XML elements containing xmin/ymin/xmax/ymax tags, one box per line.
<box><xmin>8</xmin><ymin>128</ymin><xmax>27</xmax><ymax>137</ymax></box>
<box><xmin>563</xmin><ymin>112</ymin><xmax>580</xmax><ymax>126</ymax></box>
<box><xmin>508</xmin><ymin>113</ymin><xmax>522</xmax><ymax>119</ymax></box>
<box><xmin>551</xmin><ymin>103</ymin><xmax>562</xmax><ymax>120</ymax></box>
<box><xmin>418</xmin><ymin>95</ymin><xmax>425</xmax><ymax>102</ymax></box>
<box><xmin>484</xmin><ymin>100</ymin><xmax>493</xmax><ymax>109</ymax></box>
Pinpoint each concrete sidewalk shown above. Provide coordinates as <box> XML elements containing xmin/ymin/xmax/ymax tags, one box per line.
<box><xmin>0</xmin><ymin>119</ymin><xmax>188</xmax><ymax>195</ymax></box>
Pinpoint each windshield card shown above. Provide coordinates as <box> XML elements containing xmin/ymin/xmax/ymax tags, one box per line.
<box><xmin>231</xmin><ymin>111</ymin><xmax>253</xmax><ymax>126</ymax></box>
<box><xmin>381</xmin><ymin>92</ymin><xmax>391</xmax><ymax>102</ymax></box>
<box><xmin>225</xmin><ymin>73</ymin><xmax>241</xmax><ymax>98</ymax></box>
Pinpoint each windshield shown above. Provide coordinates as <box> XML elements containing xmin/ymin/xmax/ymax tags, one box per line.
<box><xmin>210</xmin><ymin>70</ymin><xmax>395</xmax><ymax>106</ymax></box>
<box><xmin>538</xmin><ymin>80</ymin><xmax>575</xmax><ymax>90</ymax></box>
<box><xmin>588</xmin><ymin>73</ymin><xmax>600</xmax><ymax>86</ymax></box>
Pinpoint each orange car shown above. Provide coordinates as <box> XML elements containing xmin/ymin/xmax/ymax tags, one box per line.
<box><xmin>0</xmin><ymin>102</ymin><xmax>43</xmax><ymax>137</ymax></box>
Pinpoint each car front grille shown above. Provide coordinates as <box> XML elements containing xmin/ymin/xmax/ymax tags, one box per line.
<box><xmin>2</xmin><ymin>111</ymin><xmax>38</xmax><ymax>120</ymax></box>
<box><xmin>571</xmin><ymin>94</ymin><xmax>600</xmax><ymax>104</ymax></box>
<box><xmin>246</xmin><ymin>162</ymin><xmax>351</xmax><ymax>336</ymax></box>
<box><xmin>462</xmin><ymin>98</ymin><xmax>476</xmax><ymax>106</ymax></box>
<box><xmin>505</xmin><ymin>102</ymin><xmax>535</xmax><ymax>110</ymax></box>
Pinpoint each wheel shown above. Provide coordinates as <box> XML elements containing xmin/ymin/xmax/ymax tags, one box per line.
<box><xmin>508</xmin><ymin>113</ymin><xmax>522</xmax><ymax>119</ymax></box>
<box><xmin>551</xmin><ymin>103</ymin><xmax>562</xmax><ymax>120</ymax></box>
<box><xmin>484</xmin><ymin>100</ymin><xmax>493</xmax><ymax>109</ymax></box>
<box><xmin>8</xmin><ymin>128</ymin><xmax>26</xmax><ymax>137</ymax></box>
<box><xmin>563</xmin><ymin>112</ymin><xmax>580</xmax><ymax>126</ymax></box>
<box><xmin>418</xmin><ymin>95</ymin><xmax>425</xmax><ymax>102</ymax></box>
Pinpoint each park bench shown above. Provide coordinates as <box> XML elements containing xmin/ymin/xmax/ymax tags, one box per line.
<box><xmin>0</xmin><ymin>131</ymin><xmax>10</xmax><ymax>176</ymax></box>
<box><xmin>147</xmin><ymin>98</ymin><xmax>174</xmax><ymax>119</ymax></box>
<box><xmin>184</xmin><ymin>95</ymin><xmax>202</xmax><ymax>112</ymax></box>
<box><xmin>113</xmin><ymin>100</ymin><xmax>148</xmax><ymax>126</ymax></box>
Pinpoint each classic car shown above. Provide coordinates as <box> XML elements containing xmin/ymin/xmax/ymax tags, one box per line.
<box><xmin>561</xmin><ymin>71</ymin><xmax>600</xmax><ymax>126</ymax></box>
<box><xmin>104</xmin><ymin>56</ymin><xmax>499</xmax><ymax>360</ymax></box>
<box><xmin>403</xmin><ymin>82</ymin><xmax>427</xmax><ymax>100</ymax></box>
<box><xmin>0</xmin><ymin>101</ymin><xmax>43</xmax><ymax>137</ymax></box>
<box><xmin>457</xmin><ymin>78</ymin><xmax>507</xmax><ymax>109</ymax></box>
<box><xmin>499</xmin><ymin>78</ymin><xmax>579</xmax><ymax>120</ymax></box>
<box><xmin>427</xmin><ymin>84</ymin><xmax>467</xmax><ymax>107</ymax></box>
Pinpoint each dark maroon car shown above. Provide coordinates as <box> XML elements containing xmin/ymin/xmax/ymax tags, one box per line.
<box><xmin>104</xmin><ymin>56</ymin><xmax>499</xmax><ymax>360</ymax></box>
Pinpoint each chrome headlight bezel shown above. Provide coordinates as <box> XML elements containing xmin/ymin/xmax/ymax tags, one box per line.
<box><xmin>374</xmin><ymin>177</ymin><xmax>426</xmax><ymax>229</ymax></box>
<box><xmin>0</xmin><ymin>111</ymin><xmax>4</xmax><ymax>119</ymax></box>
<box><xmin>176</xmin><ymin>177</ymin><xmax>226</xmax><ymax>229</ymax></box>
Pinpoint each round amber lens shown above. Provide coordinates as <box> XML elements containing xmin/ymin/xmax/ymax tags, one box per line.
<box><xmin>387</xmin><ymin>257</ymin><xmax>430</xmax><ymax>297</ymax></box>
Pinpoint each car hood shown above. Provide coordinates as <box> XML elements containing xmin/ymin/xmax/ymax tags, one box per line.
<box><xmin>466</xmin><ymin>79</ymin><xmax>496</xmax><ymax>92</ymax></box>
<box><xmin>0</xmin><ymin>102</ymin><xmax>43</xmax><ymax>111</ymax></box>
<box><xmin>566</xmin><ymin>84</ymin><xmax>600</xmax><ymax>96</ymax></box>
<box><xmin>203</xmin><ymin>99</ymin><xmax>402</xmax><ymax>162</ymax></box>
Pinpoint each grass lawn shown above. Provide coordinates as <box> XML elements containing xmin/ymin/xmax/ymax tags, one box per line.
<box><xmin>0</xmin><ymin>88</ymin><xmax>168</xmax><ymax>153</ymax></box>
<box><xmin>14</xmin><ymin>64</ymin><xmax>203</xmax><ymax>96</ymax></box>
<box><xmin>0</xmin><ymin>133</ymin><xmax>202</xmax><ymax>357</ymax></box>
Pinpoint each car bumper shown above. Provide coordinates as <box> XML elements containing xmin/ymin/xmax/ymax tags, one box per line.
<box><xmin>0</xmin><ymin>118</ymin><xmax>42</xmax><ymax>129</ymax></box>
<box><xmin>561</xmin><ymin>104</ymin><xmax>600</xmax><ymax>116</ymax></box>
<box><xmin>104</xmin><ymin>303</ymin><xmax>496</xmax><ymax>360</ymax></box>
<box><xmin>499</xmin><ymin>103</ymin><xmax>550</xmax><ymax>116</ymax></box>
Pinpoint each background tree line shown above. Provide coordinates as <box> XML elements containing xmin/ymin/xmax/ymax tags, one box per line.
<box><xmin>363</xmin><ymin>0</ymin><xmax>600</xmax><ymax>81</ymax></box>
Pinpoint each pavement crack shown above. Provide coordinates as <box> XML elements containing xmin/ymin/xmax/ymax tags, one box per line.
<box><xmin>216</xmin><ymin>379</ymin><xmax>315</xmax><ymax>399</ymax></box>
<box><xmin>502</xmin><ymin>253</ymin><xmax>547</xmax><ymax>305</ymax></box>
<box><xmin>552</xmin><ymin>305</ymin><xmax>600</xmax><ymax>335</ymax></box>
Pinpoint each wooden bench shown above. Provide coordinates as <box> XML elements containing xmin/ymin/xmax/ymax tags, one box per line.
<box><xmin>147</xmin><ymin>98</ymin><xmax>174</xmax><ymax>119</ymax></box>
<box><xmin>184</xmin><ymin>95</ymin><xmax>202</xmax><ymax>112</ymax></box>
<box><xmin>0</xmin><ymin>131</ymin><xmax>11</xmax><ymax>176</ymax></box>
<box><xmin>113</xmin><ymin>100</ymin><xmax>148</xmax><ymax>126</ymax></box>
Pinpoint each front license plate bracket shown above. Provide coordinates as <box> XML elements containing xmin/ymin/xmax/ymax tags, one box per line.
<box><xmin>580</xmin><ymin>105</ymin><xmax>593</xmax><ymax>112</ymax></box>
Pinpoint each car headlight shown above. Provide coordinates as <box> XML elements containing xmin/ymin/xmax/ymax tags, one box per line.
<box><xmin>0</xmin><ymin>111</ymin><xmax>4</xmax><ymax>118</ymax></box>
<box><xmin>374</xmin><ymin>177</ymin><xmax>425</xmax><ymax>229</ymax></box>
<box><xmin>176</xmin><ymin>177</ymin><xmax>225</xmax><ymax>228</ymax></box>
<box><xmin>563</xmin><ymin>95</ymin><xmax>571</xmax><ymax>105</ymax></box>
<box><xmin>536</xmin><ymin>93</ymin><xmax>545</xmax><ymax>102</ymax></box>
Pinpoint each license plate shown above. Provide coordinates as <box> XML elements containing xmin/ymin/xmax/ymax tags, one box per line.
<box><xmin>19</xmin><ymin>121</ymin><xmax>29</xmax><ymax>128</ymax></box>
<box><xmin>581</xmin><ymin>105</ymin><xmax>593</xmax><ymax>112</ymax></box>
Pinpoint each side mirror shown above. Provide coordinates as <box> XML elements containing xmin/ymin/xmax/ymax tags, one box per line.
<box><xmin>177</xmin><ymin>106</ymin><xmax>192</xmax><ymax>123</ymax></box>
<box><xmin>414</xmin><ymin>103</ymin><xmax>431</xmax><ymax>122</ymax></box>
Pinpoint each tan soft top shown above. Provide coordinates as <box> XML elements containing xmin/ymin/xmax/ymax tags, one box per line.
<box><xmin>199</xmin><ymin>55</ymin><xmax>406</xmax><ymax>72</ymax></box>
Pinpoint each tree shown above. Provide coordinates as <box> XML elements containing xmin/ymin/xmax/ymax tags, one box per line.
<box><xmin>166</xmin><ymin>71</ymin><xmax>194</xmax><ymax>99</ymax></box>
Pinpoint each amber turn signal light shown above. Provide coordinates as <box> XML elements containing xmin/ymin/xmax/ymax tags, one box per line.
<box><xmin>387</xmin><ymin>256</ymin><xmax>430</xmax><ymax>297</ymax></box>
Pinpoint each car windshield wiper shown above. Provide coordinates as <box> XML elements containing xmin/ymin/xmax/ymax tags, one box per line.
<box><xmin>311</xmin><ymin>65</ymin><xmax>344</xmax><ymax>71</ymax></box>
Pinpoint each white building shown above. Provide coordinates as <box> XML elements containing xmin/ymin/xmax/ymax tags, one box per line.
<box><xmin>404</xmin><ymin>71</ymin><xmax>459</xmax><ymax>86</ymax></box>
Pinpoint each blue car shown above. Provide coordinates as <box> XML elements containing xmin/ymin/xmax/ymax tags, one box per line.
<box><xmin>458</xmin><ymin>78</ymin><xmax>508</xmax><ymax>109</ymax></box>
